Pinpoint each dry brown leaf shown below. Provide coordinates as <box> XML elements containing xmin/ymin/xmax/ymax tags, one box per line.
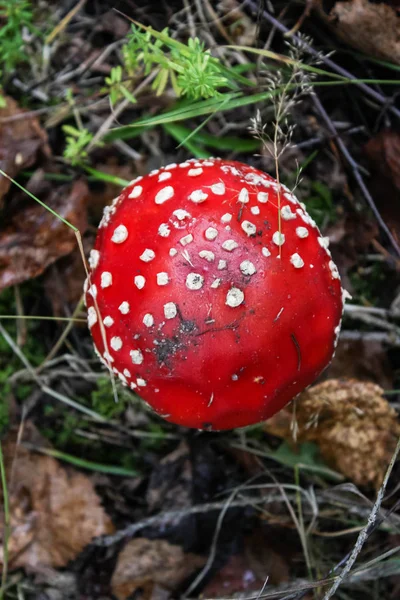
<box><xmin>202</xmin><ymin>553</ymin><xmax>265</xmax><ymax>597</ymax></box>
<box><xmin>245</xmin><ymin>529</ymin><xmax>290</xmax><ymax>586</ymax></box>
<box><xmin>326</xmin><ymin>339</ymin><xmax>393</xmax><ymax>390</ymax></box>
<box><xmin>43</xmin><ymin>236</ymin><xmax>94</xmax><ymax>316</ymax></box>
<box><xmin>0</xmin><ymin>428</ymin><xmax>113</xmax><ymax>571</ymax></box>
<box><xmin>202</xmin><ymin>527</ymin><xmax>291</xmax><ymax>597</ymax></box>
<box><xmin>365</xmin><ymin>129</ymin><xmax>400</xmax><ymax>191</ymax></box>
<box><xmin>264</xmin><ymin>379</ymin><xmax>400</xmax><ymax>488</ymax></box>
<box><xmin>0</xmin><ymin>97</ymin><xmax>50</xmax><ymax>206</ymax></box>
<box><xmin>364</xmin><ymin>129</ymin><xmax>400</xmax><ymax>241</ymax></box>
<box><xmin>314</xmin><ymin>0</ymin><xmax>400</xmax><ymax>64</ymax></box>
<box><xmin>95</xmin><ymin>10</ymin><xmax>130</xmax><ymax>38</ymax></box>
<box><xmin>111</xmin><ymin>538</ymin><xmax>205</xmax><ymax>600</ymax></box>
<box><xmin>0</xmin><ymin>179</ymin><xmax>88</xmax><ymax>292</ymax></box>
<box><xmin>323</xmin><ymin>213</ymin><xmax>378</xmax><ymax>294</ymax></box>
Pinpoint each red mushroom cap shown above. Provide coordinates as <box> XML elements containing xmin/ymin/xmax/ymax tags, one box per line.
<box><xmin>85</xmin><ymin>158</ymin><xmax>344</xmax><ymax>431</ymax></box>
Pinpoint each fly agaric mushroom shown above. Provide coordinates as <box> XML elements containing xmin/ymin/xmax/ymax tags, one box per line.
<box><xmin>85</xmin><ymin>158</ymin><xmax>345</xmax><ymax>431</ymax></box>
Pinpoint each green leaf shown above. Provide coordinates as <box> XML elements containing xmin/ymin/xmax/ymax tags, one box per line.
<box><xmin>105</xmin><ymin>90</ymin><xmax>276</xmax><ymax>142</ymax></box>
<box><xmin>268</xmin><ymin>441</ymin><xmax>343</xmax><ymax>481</ymax></box>
<box><xmin>62</xmin><ymin>124</ymin><xmax>81</xmax><ymax>137</ymax></box>
<box><xmin>162</xmin><ymin>123</ymin><xmax>209</xmax><ymax>158</ymax></box>
<box><xmin>83</xmin><ymin>166</ymin><xmax>130</xmax><ymax>187</ymax></box>
<box><xmin>120</xmin><ymin>85</ymin><xmax>137</xmax><ymax>104</ymax></box>
<box><xmin>30</xmin><ymin>446</ymin><xmax>139</xmax><ymax>477</ymax></box>
<box><xmin>167</xmin><ymin>123</ymin><xmax>261</xmax><ymax>152</ymax></box>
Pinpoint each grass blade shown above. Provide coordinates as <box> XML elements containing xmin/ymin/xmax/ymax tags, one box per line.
<box><xmin>0</xmin><ymin>169</ymin><xmax>78</xmax><ymax>231</ymax></box>
<box><xmin>83</xmin><ymin>166</ymin><xmax>130</xmax><ymax>187</ymax></box>
<box><xmin>28</xmin><ymin>445</ymin><xmax>139</xmax><ymax>477</ymax></box>
<box><xmin>0</xmin><ymin>442</ymin><xmax>10</xmax><ymax>599</ymax></box>
<box><xmin>162</xmin><ymin>123</ymin><xmax>210</xmax><ymax>158</ymax></box>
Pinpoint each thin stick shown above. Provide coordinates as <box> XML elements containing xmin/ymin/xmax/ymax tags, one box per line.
<box><xmin>36</xmin><ymin>296</ymin><xmax>85</xmax><ymax>374</ymax></box>
<box><xmin>0</xmin><ymin>315</ymin><xmax>86</xmax><ymax>323</ymax></box>
<box><xmin>14</xmin><ymin>285</ymin><xmax>26</xmax><ymax>348</ymax></box>
<box><xmin>245</xmin><ymin>0</ymin><xmax>400</xmax><ymax>120</ymax></box>
<box><xmin>0</xmin><ymin>442</ymin><xmax>10</xmax><ymax>599</ymax></box>
<box><xmin>183</xmin><ymin>487</ymin><xmax>239</xmax><ymax>597</ymax></box>
<box><xmin>88</xmin><ymin>70</ymin><xmax>158</xmax><ymax>151</ymax></box>
<box><xmin>45</xmin><ymin>0</ymin><xmax>86</xmax><ymax>44</ymax></box>
<box><xmin>311</xmin><ymin>94</ymin><xmax>400</xmax><ymax>258</ymax></box>
<box><xmin>93</xmin><ymin>497</ymin><xmax>274</xmax><ymax>547</ymax></box>
<box><xmin>321</xmin><ymin>434</ymin><xmax>400</xmax><ymax>599</ymax></box>
<box><xmin>0</xmin><ymin>169</ymin><xmax>120</xmax><ymax>405</ymax></box>
<box><xmin>0</xmin><ymin>321</ymin><xmax>105</xmax><ymax>421</ymax></box>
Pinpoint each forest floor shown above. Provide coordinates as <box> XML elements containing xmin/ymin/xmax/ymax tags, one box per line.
<box><xmin>1</xmin><ymin>1</ymin><xmax>400</xmax><ymax>599</ymax></box>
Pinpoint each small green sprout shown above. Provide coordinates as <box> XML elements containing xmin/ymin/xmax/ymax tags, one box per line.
<box><xmin>62</xmin><ymin>125</ymin><xmax>94</xmax><ymax>166</ymax></box>
<box><xmin>121</xmin><ymin>25</ymin><xmax>228</xmax><ymax>100</ymax></box>
<box><xmin>173</xmin><ymin>37</ymin><xmax>228</xmax><ymax>100</ymax></box>
<box><xmin>104</xmin><ymin>65</ymin><xmax>137</xmax><ymax>106</ymax></box>
<box><xmin>0</xmin><ymin>0</ymin><xmax>35</xmax><ymax>72</ymax></box>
